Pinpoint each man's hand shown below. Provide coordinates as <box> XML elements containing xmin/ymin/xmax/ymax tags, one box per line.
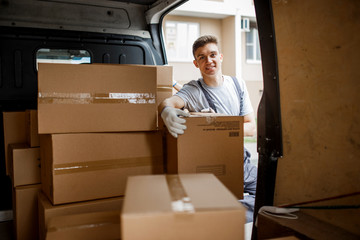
<box><xmin>161</xmin><ymin>106</ymin><xmax>190</xmax><ymax>138</ymax></box>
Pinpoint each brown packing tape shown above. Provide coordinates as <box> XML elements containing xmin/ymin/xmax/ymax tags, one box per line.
<box><xmin>165</xmin><ymin>175</ymin><xmax>195</xmax><ymax>214</ymax></box>
<box><xmin>157</xmin><ymin>85</ymin><xmax>173</xmax><ymax>92</ymax></box>
<box><xmin>47</xmin><ymin>221</ymin><xmax>118</xmax><ymax>233</ymax></box>
<box><xmin>47</xmin><ymin>211</ymin><xmax>120</xmax><ymax>233</ymax></box>
<box><xmin>54</xmin><ymin>156</ymin><xmax>163</xmax><ymax>175</ymax></box>
<box><xmin>38</xmin><ymin>92</ymin><xmax>156</xmax><ymax>104</ymax></box>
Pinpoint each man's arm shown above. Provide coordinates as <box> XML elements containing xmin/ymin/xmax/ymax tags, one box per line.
<box><xmin>158</xmin><ymin>95</ymin><xmax>189</xmax><ymax>138</ymax></box>
<box><xmin>158</xmin><ymin>95</ymin><xmax>185</xmax><ymax>113</ymax></box>
<box><xmin>243</xmin><ymin>112</ymin><xmax>256</xmax><ymax>137</ymax></box>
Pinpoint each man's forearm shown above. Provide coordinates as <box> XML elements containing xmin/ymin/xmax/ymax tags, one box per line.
<box><xmin>244</xmin><ymin>122</ymin><xmax>256</xmax><ymax>137</ymax></box>
<box><xmin>158</xmin><ymin>95</ymin><xmax>185</xmax><ymax>114</ymax></box>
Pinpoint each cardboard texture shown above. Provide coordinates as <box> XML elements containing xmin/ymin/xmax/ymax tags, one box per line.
<box><xmin>13</xmin><ymin>184</ymin><xmax>41</xmax><ymax>240</ymax></box>
<box><xmin>2</xmin><ymin>111</ymin><xmax>27</xmax><ymax>175</ymax></box>
<box><xmin>37</xmin><ymin>63</ymin><xmax>168</xmax><ymax>134</ymax></box>
<box><xmin>271</xmin><ymin>0</ymin><xmax>360</xmax><ymax>206</ymax></box>
<box><xmin>154</xmin><ymin>66</ymin><xmax>173</xmax><ymax>130</ymax></box>
<box><xmin>40</xmin><ymin>131</ymin><xmax>164</xmax><ymax>205</ymax></box>
<box><xmin>256</xmin><ymin>210</ymin><xmax>359</xmax><ymax>240</ymax></box>
<box><xmin>167</xmin><ymin>115</ymin><xmax>244</xmax><ymax>199</ymax></box>
<box><xmin>154</xmin><ymin>65</ymin><xmax>173</xmax><ymax>106</ymax></box>
<box><xmin>26</xmin><ymin>109</ymin><xmax>40</xmax><ymax>147</ymax></box>
<box><xmin>9</xmin><ymin>143</ymin><xmax>40</xmax><ymax>187</ymax></box>
<box><xmin>38</xmin><ymin>192</ymin><xmax>123</xmax><ymax>240</ymax></box>
<box><xmin>121</xmin><ymin>174</ymin><xmax>245</xmax><ymax>240</ymax></box>
<box><xmin>45</xmin><ymin>211</ymin><xmax>120</xmax><ymax>240</ymax></box>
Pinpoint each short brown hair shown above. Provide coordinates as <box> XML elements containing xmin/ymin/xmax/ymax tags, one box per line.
<box><xmin>192</xmin><ymin>35</ymin><xmax>219</xmax><ymax>58</ymax></box>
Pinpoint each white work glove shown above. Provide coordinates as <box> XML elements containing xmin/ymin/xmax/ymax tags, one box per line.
<box><xmin>161</xmin><ymin>106</ymin><xmax>190</xmax><ymax>138</ymax></box>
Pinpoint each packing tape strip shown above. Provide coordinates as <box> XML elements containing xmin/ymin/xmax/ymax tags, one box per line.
<box><xmin>54</xmin><ymin>156</ymin><xmax>162</xmax><ymax>175</ymax></box>
<box><xmin>166</xmin><ymin>175</ymin><xmax>195</xmax><ymax>214</ymax></box>
<box><xmin>157</xmin><ymin>85</ymin><xmax>173</xmax><ymax>92</ymax></box>
<box><xmin>38</xmin><ymin>92</ymin><xmax>156</xmax><ymax>104</ymax></box>
<box><xmin>47</xmin><ymin>220</ymin><xmax>119</xmax><ymax>233</ymax></box>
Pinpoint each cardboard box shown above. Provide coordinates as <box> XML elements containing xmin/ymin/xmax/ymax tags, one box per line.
<box><xmin>13</xmin><ymin>184</ymin><xmax>41</xmax><ymax>240</ymax></box>
<box><xmin>45</xmin><ymin>211</ymin><xmax>120</xmax><ymax>240</ymax></box>
<box><xmin>120</xmin><ymin>64</ymin><xmax>173</xmax><ymax>107</ymax></box>
<box><xmin>40</xmin><ymin>131</ymin><xmax>164</xmax><ymax>205</ymax></box>
<box><xmin>9</xmin><ymin>143</ymin><xmax>40</xmax><ymax>187</ymax></box>
<box><xmin>121</xmin><ymin>174</ymin><xmax>245</xmax><ymax>240</ymax></box>
<box><xmin>37</xmin><ymin>63</ymin><xmax>167</xmax><ymax>134</ymax></box>
<box><xmin>38</xmin><ymin>192</ymin><xmax>124</xmax><ymax>240</ymax></box>
<box><xmin>155</xmin><ymin>66</ymin><xmax>173</xmax><ymax>130</ymax></box>
<box><xmin>154</xmin><ymin>66</ymin><xmax>173</xmax><ymax>106</ymax></box>
<box><xmin>2</xmin><ymin>111</ymin><xmax>27</xmax><ymax>175</ymax></box>
<box><xmin>26</xmin><ymin>110</ymin><xmax>40</xmax><ymax>147</ymax></box>
<box><xmin>167</xmin><ymin>114</ymin><xmax>244</xmax><ymax>199</ymax></box>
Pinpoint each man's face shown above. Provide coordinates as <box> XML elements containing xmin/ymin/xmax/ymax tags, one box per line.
<box><xmin>193</xmin><ymin>43</ymin><xmax>223</xmax><ymax>77</ymax></box>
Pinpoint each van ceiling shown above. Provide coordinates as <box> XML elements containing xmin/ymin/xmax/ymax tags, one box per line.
<box><xmin>0</xmin><ymin>0</ymin><xmax>185</xmax><ymax>36</ymax></box>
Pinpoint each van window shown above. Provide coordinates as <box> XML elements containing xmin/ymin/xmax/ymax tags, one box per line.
<box><xmin>36</xmin><ymin>49</ymin><xmax>91</xmax><ymax>69</ymax></box>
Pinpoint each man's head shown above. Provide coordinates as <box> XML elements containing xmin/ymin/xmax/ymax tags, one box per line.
<box><xmin>192</xmin><ymin>35</ymin><xmax>219</xmax><ymax>59</ymax></box>
<box><xmin>192</xmin><ymin>35</ymin><xmax>223</xmax><ymax>78</ymax></box>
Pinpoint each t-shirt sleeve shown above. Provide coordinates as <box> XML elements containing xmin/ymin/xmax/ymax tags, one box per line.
<box><xmin>238</xmin><ymin>78</ymin><xmax>254</xmax><ymax>116</ymax></box>
<box><xmin>175</xmin><ymin>81</ymin><xmax>209</xmax><ymax>112</ymax></box>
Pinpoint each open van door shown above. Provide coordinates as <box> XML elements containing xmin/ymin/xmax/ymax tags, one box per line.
<box><xmin>254</xmin><ymin>0</ymin><xmax>360</xmax><ymax>238</ymax></box>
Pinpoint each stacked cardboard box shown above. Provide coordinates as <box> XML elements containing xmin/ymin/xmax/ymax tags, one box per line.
<box><xmin>38</xmin><ymin>192</ymin><xmax>123</xmax><ymax>240</ymax></box>
<box><xmin>3</xmin><ymin>110</ymin><xmax>42</xmax><ymax>240</ymax></box>
<box><xmin>3</xmin><ymin>111</ymin><xmax>27</xmax><ymax>176</ymax></box>
<box><xmin>45</xmin><ymin>210</ymin><xmax>120</xmax><ymax>240</ymax></box>
<box><xmin>40</xmin><ymin>132</ymin><xmax>164</xmax><ymax>205</ymax></box>
<box><xmin>121</xmin><ymin>173</ymin><xmax>246</xmax><ymax>240</ymax></box>
<box><xmin>36</xmin><ymin>63</ymin><xmax>173</xmax><ymax>238</ymax></box>
<box><xmin>166</xmin><ymin>114</ymin><xmax>244</xmax><ymax>199</ymax></box>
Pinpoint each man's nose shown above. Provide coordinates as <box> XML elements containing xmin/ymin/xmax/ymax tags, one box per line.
<box><xmin>206</xmin><ymin>56</ymin><xmax>212</xmax><ymax>63</ymax></box>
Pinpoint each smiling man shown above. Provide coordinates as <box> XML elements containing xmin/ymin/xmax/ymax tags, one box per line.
<box><xmin>159</xmin><ymin>35</ymin><xmax>256</xmax><ymax>138</ymax></box>
<box><xmin>159</xmin><ymin>35</ymin><xmax>257</xmax><ymax>223</ymax></box>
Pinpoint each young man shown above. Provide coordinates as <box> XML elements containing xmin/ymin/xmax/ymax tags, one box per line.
<box><xmin>159</xmin><ymin>35</ymin><xmax>256</xmax><ymax>138</ymax></box>
<box><xmin>159</xmin><ymin>35</ymin><xmax>257</xmax><ymax>222</ymax></box>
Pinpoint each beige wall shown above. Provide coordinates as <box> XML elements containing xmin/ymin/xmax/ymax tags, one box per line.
<box><xmin>221</xmin><ymin>16</ymin><xmax>236</xmax><ymax>77</ymax></box>
<box><xmin>241</xmin><ymin>29</ymin><xmax>263</xmax><ymax>114</ymax></box>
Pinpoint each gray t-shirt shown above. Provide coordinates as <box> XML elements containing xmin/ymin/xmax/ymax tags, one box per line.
<box><xmin>176</xmin><ymin>75</ymin><xmax>253</xmax><ymax>116</ymax></box>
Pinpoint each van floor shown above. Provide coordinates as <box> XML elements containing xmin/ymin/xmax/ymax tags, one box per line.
<box><xmin>0</xmin><ymin>212</ymin><xmax>254</xmax><ymax>240</ymax></box>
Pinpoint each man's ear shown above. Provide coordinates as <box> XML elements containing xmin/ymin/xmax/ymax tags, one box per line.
<box><xmin>220</xmin><ymin>53</ymin><xmax>224</xmax><ymax>62</ymax></box>
<box><xmin>193</xmin><ymin>59</ymin><xmax>199</xmax><ymax>68</ymax></box>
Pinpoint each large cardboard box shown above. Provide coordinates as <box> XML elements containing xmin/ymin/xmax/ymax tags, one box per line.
<box><xmin>9</xmin><ymin>143</ymin><xmax>40</xmax><ymax>187</ymax></box>
<box><xmin>26</xmin><ymin>109</ymin><xmax>40</xmax><ymax>147</ymax></box>
<box><xmin>13</xmin><ymin>184</ymin><xmax>41</xmax><ymax>240</ymax></box>
<box><xmin>38</xmin><ymin>192</ymin><xmax>124</xmax><ymax>240</ymax></box>
<box><xmin>167</xmin><ymin>114</ymin><xmax>244</xmax><ymax>199</ymax></box>
<box><xmin>40</xmin><ymin>131</ymin><xmax>164</xmax><ymax>205</ymax></box>
<box><xmin>121</xmin><ymin>174</ymin><xmax>245</xmax><ymax>240</ymax></box>
<box><xmin>2</xmin><ymin>111</ymin><xmax>27</xmax><ymax>175</ymax></box>
<box><xmin>37</xmin><ymin>63</ymin><xmax>167</xmax><ymax>134</ymax></box>
<box><xmin>45</xmin><ymin>211</ymin><xmax>120</xmax><ymax>240</ymax></box>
